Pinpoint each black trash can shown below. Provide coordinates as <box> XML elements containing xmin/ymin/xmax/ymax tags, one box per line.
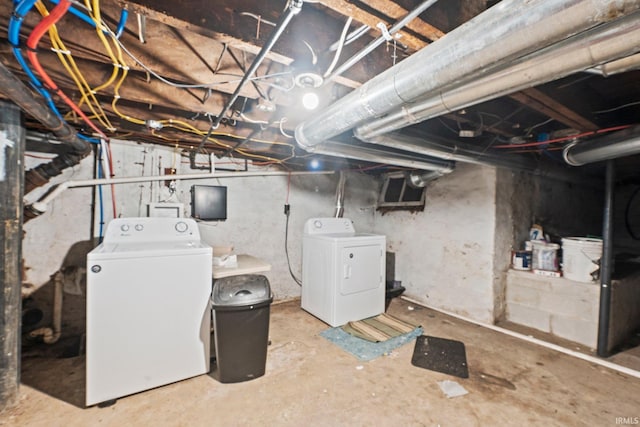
<box><xmin>211</xmin><ymin>274</ymin><xmax>273</xmax><ymax>383</ymax></box>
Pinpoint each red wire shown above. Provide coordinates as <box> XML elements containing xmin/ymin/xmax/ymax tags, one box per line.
<box><xmin>104</xmin><ymin>141</ymin><xmax>118</xmax><ymax>218</ymax></box>
<box><xmin>493</xmin><ymin>125</ymin><xmax>632</xmax><ymax>149</ymax></box>
<box><xmin>26</xmin><ymin>0</ymin><xmax>108</xmax><ymax>140</ymax></box>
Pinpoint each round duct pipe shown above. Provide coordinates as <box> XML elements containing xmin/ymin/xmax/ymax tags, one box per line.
<box><xmin>295</xmin><ymin>0</ymin><xmax>640</xmax><ymax>148</ymax></box>
<box><xmin>563</xmin><ymin>125</ymin><xmax>640</xmax><ymax>166</ymax></box>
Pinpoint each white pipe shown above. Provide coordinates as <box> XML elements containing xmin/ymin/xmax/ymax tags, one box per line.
<box><xmin>304</xmin><ymin>140</ymin><xmax>455</xmax><ymax>173</ymax></box>
<box><xmin>28</xmin><ymin>170</ymin><xmax>333</xmax><ymax>214</ymax></box>
<box><xmin>400</xmin><ymin>295</ymin><xmax>640</xmax><ymax>380</ymax></box>
<box><xmin>29</xmin><ymin>271</ymin><xmax>63</xmax><ymax>344</ymax></box>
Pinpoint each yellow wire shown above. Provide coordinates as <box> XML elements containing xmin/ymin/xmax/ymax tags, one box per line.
<box><xmin>83</xmin><ymin>0</ymin><xmax>289</xmax><ymax>164</ymax></box>
<box><xmin>84</xmin><ymin>0</ymin><xmax>120</xmax><ymax>95</ymax></box>
<box><xmin>35</xmin><ymin>1</ymin><xmax>113</xmax><ymax>131</ymax></box>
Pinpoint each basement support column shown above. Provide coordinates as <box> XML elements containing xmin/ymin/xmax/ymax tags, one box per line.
<box><xmin>597</xmin><ymin>160</ymin><xmax>615</xmax><ymax>357</ymax></box>
<box><xmin>0</xmin><ymin>101</ymin><xmax>24</xmax><ymax>409</ymax></box>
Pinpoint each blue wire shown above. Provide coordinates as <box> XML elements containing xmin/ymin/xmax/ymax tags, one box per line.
<box><xmin>44</xmin><ymin>0</ymin><xmax>129</xmax><ymax>38</ymax></box>
<box><xmin>10</xmin><ymin>0</ymin><xmax>64</xmax><ymax>118</ymax></box>
<box><xmin>115</xmin><ymin>9</ymin><xmax>128</xmax><ymax>39</ymax></box>
<box><xmin>78</xmin><ymin>134</ymin><xmax>101</xmax><ymax>144</ymax></box>
<box><xmin>45</xmin><ymin>0</ymin><xmax>95</xmax><ymax>28</ymax></box>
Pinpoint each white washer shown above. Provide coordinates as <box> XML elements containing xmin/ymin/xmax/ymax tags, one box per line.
<box><xmin>86</xmin><ymin>217</ymin><xmax>212</xmax><ymax>406</ymax></box>
<box><xmin>302</xmin><ymin>218</ymin><xmax>386</xmax><ymax>327</ymax></box>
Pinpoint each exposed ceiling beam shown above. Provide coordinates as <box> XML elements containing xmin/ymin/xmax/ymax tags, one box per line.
<box><xmin>119</xmin><ymin>0</ymin><xmax>379</xmax><ymax>87</ymax></box>
<box><xmin>358</xmin><ymin>0</ymin><xmax>445</xmax><ymax>42</ymax></box>
<box><xmin>318</xmin><ymin>0</ymin><xmax>430</xmax><ymax>51</ymax></box>
<box><xmin>509</xmin><ymin>88</ymin><xmax>599</xmax><ymax>132</ymax></box>
<box><xmin>443</xmin><ymin>113</ymin><xmax>516</xmax><ymax>138</ymax></box>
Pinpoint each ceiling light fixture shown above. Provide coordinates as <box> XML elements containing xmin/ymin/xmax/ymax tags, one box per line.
<box><xmin>302</xmin><ymin>91</ymin><xmax>320</xmax><ymax>110</ymax></box>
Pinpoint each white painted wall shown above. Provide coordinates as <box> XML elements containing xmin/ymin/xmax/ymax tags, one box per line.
<box><xmin>22</xmin><ymin>154</ymin><xmax>94</xmax><ymax>294</ymax></box>
<box><xmin>23</xmin><ymin>139</ymin><xmax>602</xmax><ymax>325</ymax></box>
<box><xmin>373</xmin><ymin>163</ymin><xmax>499</xmax><ymax>323</ymax></box>
<box><xmin>22</xmin><ymin>139</ymin><xmax>377</xmax><ymax>301</ymax></box>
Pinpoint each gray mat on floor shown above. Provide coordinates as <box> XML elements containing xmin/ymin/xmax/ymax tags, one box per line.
<box><xmin>411</xmin><ymin>335</ymin><xmax>469</xmax><ymax>378</ymax></box>
<box><xmin>320</xmin><ymin>325</ymin><xmax>423</xmax><ymax>361</ymax></box>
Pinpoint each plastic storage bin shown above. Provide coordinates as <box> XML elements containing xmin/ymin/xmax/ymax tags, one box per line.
<box><xmin>211</xmin><ymin>274</ymin><xmax>273</xmax><ymax>383</ymax></box>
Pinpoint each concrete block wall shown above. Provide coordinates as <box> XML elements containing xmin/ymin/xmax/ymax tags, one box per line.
<box><xmin>506</xmin><ymin>269</ymin><xmax>600</xmax><ymax>348</ymax></box>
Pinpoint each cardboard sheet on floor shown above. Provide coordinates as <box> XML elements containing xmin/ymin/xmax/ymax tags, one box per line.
<box><xmin>411</xmin><ymin>335</ymin><xmax>469</xmax><ymax>378</ymax></box>
<box><xmin>320</xmin><ymin>317</ymin><xmax>422</xmax><ymax>361</ymax></box>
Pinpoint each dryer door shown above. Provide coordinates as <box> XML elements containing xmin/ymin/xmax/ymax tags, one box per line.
<box><xmin>340</xmin><ymin>243</ymin><xmax>383</xmax><ymax>295</ymax></box>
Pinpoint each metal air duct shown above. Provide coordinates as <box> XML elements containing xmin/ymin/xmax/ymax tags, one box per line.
<box><xmin>303</xmin><ymin>140</ymin><xmax>455</xmax><ymax>174</ymax></box>
<box><xmin>589</xmin><ymin>52</ymin><xmax>640</xmax><ymax>76</ymax></box>
<box><xmin>563</xmin><ymin>125</ymin><xmax>640</xmax><ymax>166</ymax></box>
<box><xmin>295</xmin><ymin>0</ymin><xmax>640</xmax><ymax>148</ymax></box>
<box><xmin>356</xmin><ymin>11</ymin><xmax>640</xmax><ymax>139</ymax></box>
<box><xmin>362</xmin><ymin>132</ymin><xmax>535</xmax><ymax>172</ymax></box>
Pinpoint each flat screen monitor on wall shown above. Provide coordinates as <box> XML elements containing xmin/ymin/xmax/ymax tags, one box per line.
<box><xmin>190</xmin><ymin>185</ymin><xmax>227</xmax><ymax>221</ymax></box>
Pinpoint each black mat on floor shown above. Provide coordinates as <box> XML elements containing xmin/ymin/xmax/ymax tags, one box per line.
<box><xmin>411</xmin><ymin>335</ymin><xmax>469</xmax><ymax>378</ymax></box>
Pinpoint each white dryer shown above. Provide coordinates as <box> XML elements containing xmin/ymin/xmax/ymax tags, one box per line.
<box><xmin>302</xmin><ymin>217</ymin><xmax>385</xmax><ymax>327</ymax></box>
<box><xmin>86</xmin><ymin>217</ymin><xmax>212</xmax><ymax>406</ymax></box>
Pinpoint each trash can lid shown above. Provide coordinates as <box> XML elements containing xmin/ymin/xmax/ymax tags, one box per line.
<box><xmin>212</xmin><ymin>274</ymin><xmax>271</xmax><ymax>307</ymax></box>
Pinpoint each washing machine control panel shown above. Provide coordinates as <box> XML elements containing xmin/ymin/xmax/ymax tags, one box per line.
<box><xmin>103</xmin><ymin>217</ymin><xmax>201</xmax><ymax>243</ymax></box>
<box><xmin>304</xmin><ymin>218</ymin><xmax>356</xmax><ymax>235</ymax></box>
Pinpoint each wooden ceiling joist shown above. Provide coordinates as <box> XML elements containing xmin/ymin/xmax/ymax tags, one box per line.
<box><xmin>510</xmin><ymin>88</ymin><xmax>599</xmax><ymax>132</ymax></box>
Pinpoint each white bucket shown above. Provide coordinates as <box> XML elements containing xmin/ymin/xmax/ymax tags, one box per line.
<box><xmin>561</xmin><ymin>237</ymin><xmax>603</xmax><ymax>283</ymax></box>
<box><xmin>531</xmin><ymin>241</ymin><xmax>560</xmax><ymax>271</ymax></box>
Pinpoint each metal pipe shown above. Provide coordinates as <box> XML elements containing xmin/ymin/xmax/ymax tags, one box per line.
<box><xmin>589</xmin><ymin>52</ymin><xmax>640</xmax><ymax>76</ymax></box>
<box><xmin>362</xmin><ymin>132</ymin><xmax>535</xmax><ymax>172</ymax></box>
<box><xmin>27</xmin><ymin>169</ymin><xmax>333</xmax><ymax>215</ymax></box>
<box><xmin>407</xmin><ymin>171</ymin><xmax>442</xmax><ymax>188</ymax></box>
<box><xmin>357</xmin><ymin>12</ymin><xmax>640</xmax><ymax>139</ymax></box>
<box><xmin>303</xmin><ymin>140</ymin><xmax>456</xmax><ymax>173</ymax></box>
<box><xmin>597</xmin><ymin>160</ymin><xmax>615</xmax><ymax>357</ymax></box>
<box><xmin>324</xmin><ymin>0</ymin><xmax>440</xmax><ymax>82</ymax></box>
<box><xmin>563</xmin><ymin>126</ymin><xmax>640</xmax><ymax>166</ymax></box>
<box><xmin>296</xmin><ymin>0</ymin><xmax>640</xmax><ymax>148</ymax></box>
<box><xmin>200</xmin><ymin>0</ymin><xmax>303</xmax><ymax>150</ymax></box>
<box><xmin>333</xmin><ymin>171</ymin><xmax>346</xmax><ymax>218</ymax></box>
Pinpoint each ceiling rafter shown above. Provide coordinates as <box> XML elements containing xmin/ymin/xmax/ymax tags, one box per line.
<box><xmin>118</xmin><ymin>0</ymin><xmax>379</xmax><ymax>88</ymax></box>
<box><xmin>355</xmin><ymin>0</ymin><xmax>445</xmax><ymax>42</ymax></box>
<box><xmin>509</xmin><ymin>88</ymin><xmax>599</xmax><ymax>132</ymax></box>
<box><xmin>318</xmin><ymin>0</ymin><xmax>431</xmax><ymax>51</ymax></box>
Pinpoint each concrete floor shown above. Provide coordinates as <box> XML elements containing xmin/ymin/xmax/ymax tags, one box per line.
<box><xmin>1</xmin><ymin>298</ymin><xmax>639</xmax><ymax>426</ymax></box>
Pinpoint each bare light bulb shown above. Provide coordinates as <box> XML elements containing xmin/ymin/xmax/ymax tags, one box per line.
<box><xmin>302</xmin><ymin>92</ymin><xmax>320</xmax><ymax>110</ymax></box>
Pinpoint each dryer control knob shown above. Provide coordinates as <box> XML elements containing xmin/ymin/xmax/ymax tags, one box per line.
<box><xmin>135</xmin><ymin>224</ymin><xmax>144</xmax><ymax>231</ymax></box>
<box><xmin>120</xmin><ymin>224</ymin><xmax>130</xmax><ymax>232</ymax></box>
<box><xmin>313</xmin><ymin>220</ymin><xmax>322</xmax><ymax>229</ymax></box>
<box><xmin>175</xmin><ymin>221</ymin><xmax>188</xmax><ymax>233</ymax></box>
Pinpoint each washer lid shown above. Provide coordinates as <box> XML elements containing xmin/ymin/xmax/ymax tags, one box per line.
<box><xmin>88</xmin><ymin>240</ymin><xmax>212</xmax><ymax>259</ymax></box>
